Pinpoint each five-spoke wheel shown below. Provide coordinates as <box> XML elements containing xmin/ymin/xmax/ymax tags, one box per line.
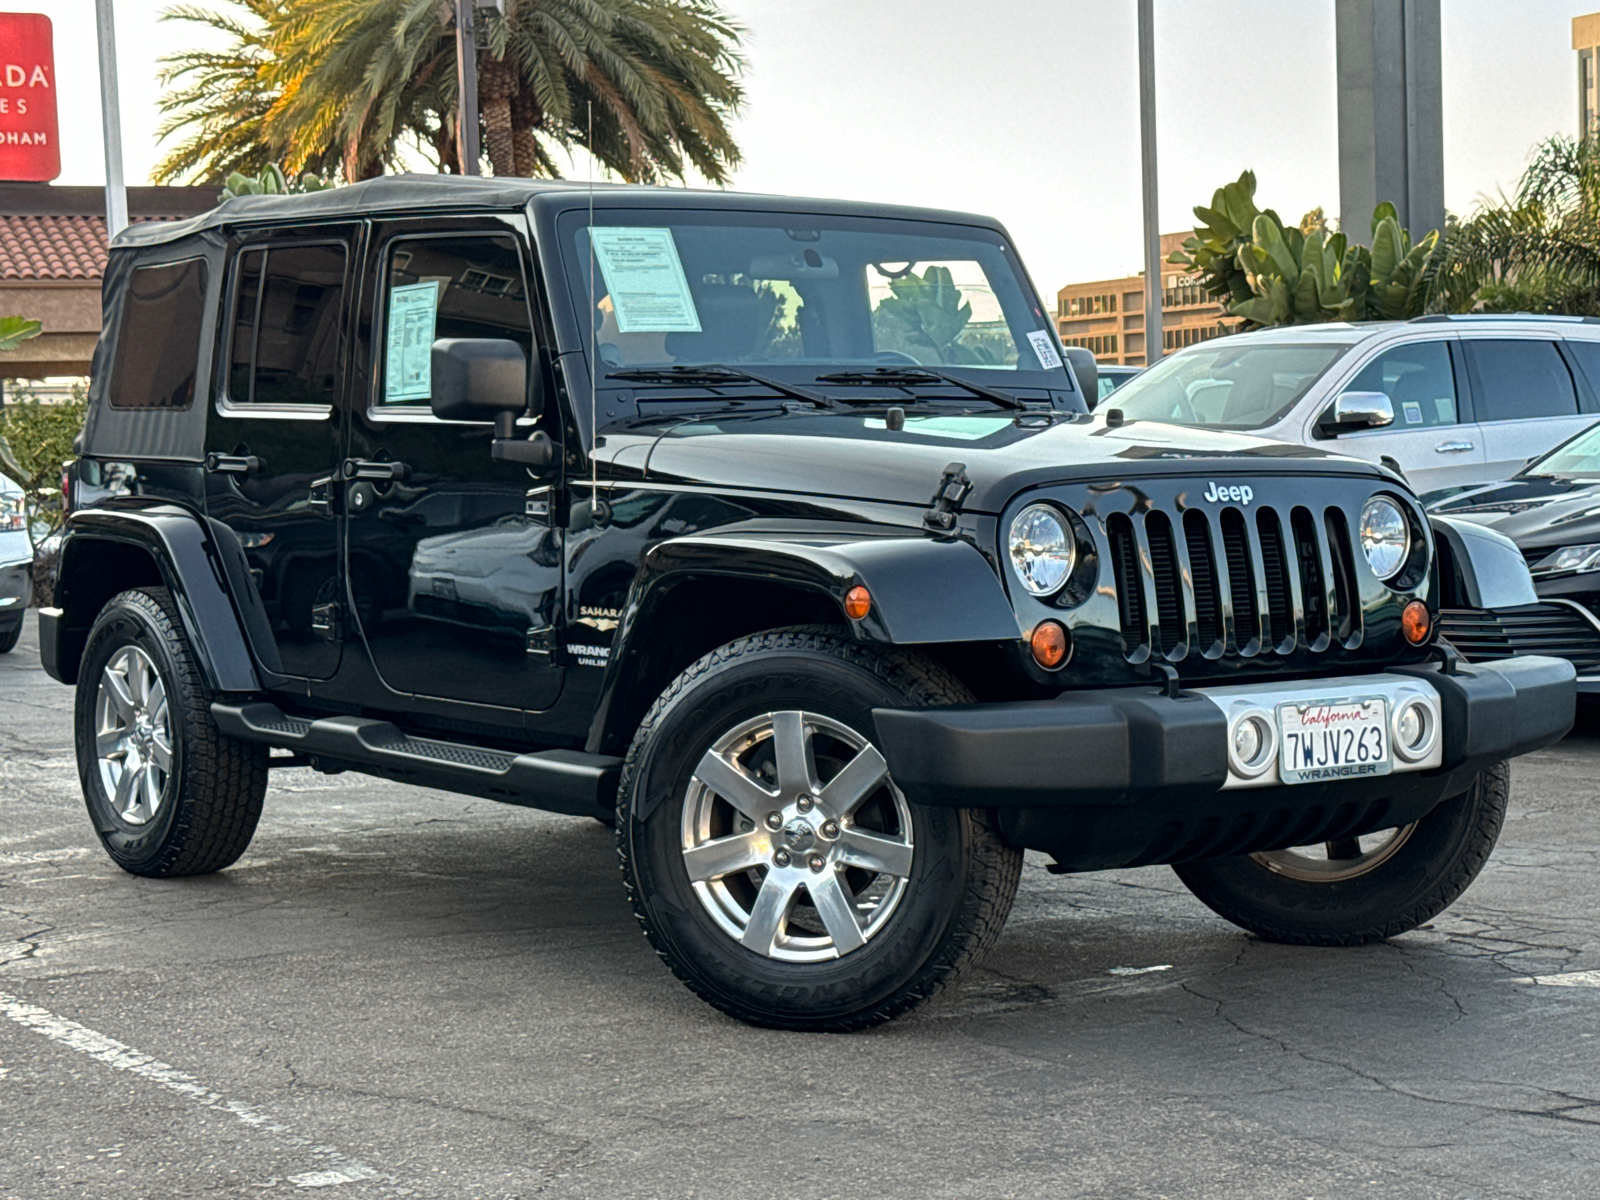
<box><xmin>94</xmin><ymin>645</ymin><xmax>174</xmax><ymax>826</ymax></box>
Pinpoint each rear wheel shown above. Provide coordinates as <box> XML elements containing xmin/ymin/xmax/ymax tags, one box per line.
<box><xmin>618</xmin><ymin>627</ymin><xmax>1022</xmax><ymax>1030</ymax></box>
<box><xmin>75</xmin><ymin>587</ymin><xmax>268</xmax><ymax>877</ymax></box>
<box><xmin>1173</xmin><ymin>762</ymin><xmax>1510</xmax><ymax>944</ymax></box>
<box><xmin>0</xmin><ymin>622</ymin><xmax>19</xmax><ymax>654</ymax></box>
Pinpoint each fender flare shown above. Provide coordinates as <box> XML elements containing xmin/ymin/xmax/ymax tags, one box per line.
<box><xmin>1429</xmin><ymin>515</ymin><xmax>1538</xmax><ymax>610</ymax></box>
<box><xmin>589</xmin><ymin>528</ymin><xmax>1021</xmax><ymax>752</ymax></box>
<box><xmin>49</xmin><ymin>504</ymin><xmax>263</xmax><ymax>692</ymax></box>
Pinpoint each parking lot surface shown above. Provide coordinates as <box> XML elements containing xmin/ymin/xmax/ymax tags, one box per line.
<box><xmin>2</xmin><ymin>613</ymin><xmax>1598</xmax><ymax>1199</ymax></box>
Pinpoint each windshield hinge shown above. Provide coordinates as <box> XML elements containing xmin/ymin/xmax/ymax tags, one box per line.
<box><xmin>923</xmin><ymin>461</ymin><xmax>971</xmax><ymax>536</ymax></box>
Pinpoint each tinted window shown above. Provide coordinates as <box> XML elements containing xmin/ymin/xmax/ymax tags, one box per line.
<box><xmin>1343</xmin><ymin>341</ymin><xmax>1458</xmax><ymax>429</ymax></box>
<box><xmin>1108</xmin><ymin>342</ymin><xmax>1345</xmax><ymax>430</ymax></box>
<box><xmin>379</xmin><ymin>235</ymin><xmax>532</xmax><ymax>406</ymax></box>
<box><xmin>227</xmin><ymin>243</ymin><xmax>347</xmax><ymax>405</ymax></box>
<box><xmin>108</xmin><ymin>257</ymin><xmax>209</xmax><ymax>410</ymax></box>
<box><xmin>1561</xmin><ymin>339</ymin><xmax>1600</xmax><ymax>399</ymax></box>
<box><xmin>1466</xmin><ymin>340</ymin><xmax>1579</xmax><ymax>422</ymax></box>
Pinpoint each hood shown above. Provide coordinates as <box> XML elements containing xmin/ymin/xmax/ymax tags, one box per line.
<box><xmin>1429</xmin><ymin>476</ymin><xmax>1600</xmax><ymax>550</ymax></box>
<box><xmin>599</xmin><ymin>410</ymin><xmax>1389</xmax><ymax>512</ymax></box>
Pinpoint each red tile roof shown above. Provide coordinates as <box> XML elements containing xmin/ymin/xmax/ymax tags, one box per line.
<box><xmin>0</xmin><ymin>213</ymin><xmax>110</xmax><ymax>281</ymax></box>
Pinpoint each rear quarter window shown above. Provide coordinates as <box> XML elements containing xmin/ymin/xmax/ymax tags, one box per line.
<box><xmin>108</xmin><ymin>257</ymin><xmax>209</xmax><ymax>410</ymax></box>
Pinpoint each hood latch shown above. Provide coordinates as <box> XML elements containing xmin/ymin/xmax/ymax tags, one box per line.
<box><xmin>923</xmin><ymin>461</ymin><xmax>971</xmax><ymax>536</ymax></box>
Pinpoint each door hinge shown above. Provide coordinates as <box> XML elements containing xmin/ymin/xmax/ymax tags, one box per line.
<box><xmin>311</xmin><ymin>602</ymin><xmax>343</xmax><ymax>642</ymax></box>
<box><xmin>923</xmin><ymin>461</ymin><xmax>971</xmax><ymax>536</ymax></box>
<box><xmin>525</xmin><ymin>625</ymin><xmax>561</xmax><ymax>664</ymax></box>
<box><xmin>308</xmin><ymin>475</ymin><xmax>337</xmax><ymax>516</ymax></box>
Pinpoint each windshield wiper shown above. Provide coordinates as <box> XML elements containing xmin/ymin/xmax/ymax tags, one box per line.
<box><xmin>606</xmin><ymin>364</ymin><xmax>847</xmax><ymax>411</ymax></box>
<box><xmin>814</xmin><ymin>367</ymin><xmax>1026</xmax><ymax>410</ymax></box>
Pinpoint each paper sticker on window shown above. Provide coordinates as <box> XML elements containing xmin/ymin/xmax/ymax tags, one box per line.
<box><xmin>385</xmin><ymin>281</ymin><xmax>439</xmax><ymax>402</ymax></box>
<box><xmin>590</xmin><ymin>227</ymin><xmax>701</xmax><ymax>333</ymax></box>
<box><xmin>1402</xmin><ymin>401</ymin><xmax>1423</xmax><ymax>425</ymax></box>
<box><xmin>1027</xmin><ymin>329</ymin><xmax>1063</xmax><ymax>370</ymax></box>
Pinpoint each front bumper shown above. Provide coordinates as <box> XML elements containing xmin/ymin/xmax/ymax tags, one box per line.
<box><xmin>0</xmin><ymin>558</ymin><xmax>29</xmax><ymax>630</ymax></box>
<box><xmin>873</xmin><ymin>657</ymin><xmax>1575</xmax><ymax>870</ymax></box>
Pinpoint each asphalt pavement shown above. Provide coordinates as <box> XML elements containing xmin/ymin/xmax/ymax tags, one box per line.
<box><xmin>2</xmin><ymin>612</ymin><xmax>1598</xmax><ymax>1199</ymax></box>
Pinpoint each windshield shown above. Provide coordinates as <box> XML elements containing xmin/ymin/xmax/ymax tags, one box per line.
<box><xmin>1525</xmin><ymin>419</ymin><xmax>1600</xmax><ymax>476</ymax></box>
<box><xmin>558</xmin><ymin>210</ymin><xmax>1065</xmax><ymax>378</ymax></box>
<box><xmin>1106</xmin><ymin>342</ymin><xmax>1347</xmax><ymax>430</ymax></box>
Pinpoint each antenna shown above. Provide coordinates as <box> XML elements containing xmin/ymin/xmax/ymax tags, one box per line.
<box><xmin>587</xmin><ymin>100</ymin><xmax>602</xmax><ymax>517</ymax></box>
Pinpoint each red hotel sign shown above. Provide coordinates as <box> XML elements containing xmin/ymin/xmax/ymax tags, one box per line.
<box><xmin>0</xmin><ymin>13</ymin><xmax>59</xmax><ymax>182</ymax></box>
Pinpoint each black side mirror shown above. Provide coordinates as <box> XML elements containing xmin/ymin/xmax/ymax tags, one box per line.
<box><xmin>429</xmin><ymin>338</ymin><xmax>553</xmax><ymax>468</ymax></box>
<box><xmin>1061</xmin><ymin>346</ymin><xmax>1098</xmax><ymax>408</ymax></box>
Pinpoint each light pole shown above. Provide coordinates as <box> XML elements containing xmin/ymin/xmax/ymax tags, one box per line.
<box><xmin>95</xmin><ymin>0</ymin><xmax>127</xmax><ymax>238</ymax></box>
<box><xmin>454</xmin><ymin>0</ymin><xmax>505</xmax><ymax>176</ymax></box>
<box><xmin>1137</xmin><ymin>0</ymin><xmax>1162</xmax><ymax>365</ymax></box>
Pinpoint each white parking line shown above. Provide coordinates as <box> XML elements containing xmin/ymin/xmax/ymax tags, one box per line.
<box><xmin>0</xmin><ymin>991</ymin><xmax>382</xmax><ymax>1188</ymax></box>
<box><xmin>0</xmin><ymin>847</ymin><xmax>92</xmax><ymax>867</ymax></box>
<box><xmin>1516</xmin><ymin>970</ymin><xmax>1600</xmax><ymax>988</ymax></box>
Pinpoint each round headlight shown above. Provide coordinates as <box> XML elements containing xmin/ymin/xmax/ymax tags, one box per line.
<box><xmin>1008</xmin><ymin>504</ymin><xmax>1076</xmax><ymax>596</ymax></box>
<box><xmin>1359</xmin><ymin>496</ymin><xmax>1410</xmax><ymax>581</ymax></box>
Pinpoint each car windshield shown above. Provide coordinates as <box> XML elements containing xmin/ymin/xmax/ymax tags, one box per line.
<box><xmin>1524</xmin><ymin>419</ymin><xmax>1600</xmax><ymax>476</ymax></box>
<box><xmin>1106</xmin><ymin>342</ymin><xmax>1347</xmax><ymax>430</ymax></box>
<box><xmin>557</xmin><ymin>210</ymin><xmax>1065</xmax><ymax>380</ymax></box>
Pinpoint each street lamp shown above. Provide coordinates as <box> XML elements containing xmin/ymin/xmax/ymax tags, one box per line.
<box><xmin>455</xmin><ymin>0</ymin><xmax>505</xmax><ymax>176</ymax></box>
<box><xmin>95</xmin><ymin>0</ymin><xmax>127</xmax><ymax>237</ymax></box>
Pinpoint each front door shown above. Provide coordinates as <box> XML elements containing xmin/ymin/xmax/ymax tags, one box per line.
<box><xmin>344</xmin><ymin>219</ymin><xmax>564</xmax><ymax>714</ymax></box>
<box><xmin>204</xmin><ymin>228</ymin><xmax>357</xmax><ymax>680</ymax></box>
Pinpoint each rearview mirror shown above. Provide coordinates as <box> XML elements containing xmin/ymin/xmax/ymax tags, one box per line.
<box><xmin>1321</xmin><ymin>391</ymin><xmax>1394</xmax><ymax>434</ymax></box>
<box><xmin>429</xmin><ymin>338</ymin><xmax>540</xmax><ymax>423</ymax></box>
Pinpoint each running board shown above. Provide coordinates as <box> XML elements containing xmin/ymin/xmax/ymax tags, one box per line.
<box><xmin>211</xmin><ymin>701</ymin><xmax>620</xmax><ymax>818</ymax></box>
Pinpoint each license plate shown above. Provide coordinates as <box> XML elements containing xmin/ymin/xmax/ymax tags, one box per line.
<box><xmin>1277</xmin><ymin>697</ymin><xmax>1391</xmax><ymax>784</ymax></box>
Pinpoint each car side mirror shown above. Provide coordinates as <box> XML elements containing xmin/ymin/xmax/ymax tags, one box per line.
<box><xmin>429</xmin><ymin>338</ymin><xmax>553</xmax><ymax>468</ymax></box>
<box><xmin>1061</xmin><ymin>346</ymin><xmax>1098</xmax><ymax>407</ymax></box>
<box><xmin>1320</xmin><ymin>391</ymin><xmax>1394</xmax><ymax>435</ymax></box>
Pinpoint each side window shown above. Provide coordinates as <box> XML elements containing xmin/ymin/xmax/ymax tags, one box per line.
<box><xmin>378</xmin><ymin>235</ymin><xmax>533</xmax><ymax>407</ymax></box>
<box><xmin>1561</xmin><ymin>339</ymin><xmax>1600</xmax><ymax>399</ymax></box>
<box><xmin>226</xmin><ymin>243</ymin><xmax>347</xmax><ymax>406</ymax></box>
<box><xmin>108</xmin><ymin>257</ymin><xmax>209</xmax><ymax>410</ymax></box>
<box><xmin>1343</xmin><ymin>341</ymin><xmax>1458</xmax><ymax>429</ymax></box>
<box><xmin>1465</xmin><ymin>339</ymin><xmax>1579</xmax><ymax>422</ymax></box>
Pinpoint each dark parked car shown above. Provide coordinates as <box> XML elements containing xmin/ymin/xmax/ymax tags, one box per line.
<box><xmin>1431</xmin><ymin>419</ymin><xmax>1600</xmax><ymax>691</ymax></box>
<box><xmin>40</xmin><ymin>176</ymin><xmax>1574</xmax><ymax>1030</ymax></box>
<box><xmin>1094</xmin><ymin>363</ymin><xmax>1141</xmax><ymax>405</ymax></box>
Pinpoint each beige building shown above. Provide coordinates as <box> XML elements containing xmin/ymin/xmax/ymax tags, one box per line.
<box><xmin>1055</xmin><ymin>232</ymin><xmax>1234</xmax><ymax>367</ymax></box>
<box><xmin>1578</xmin><ymin>12</ymin><xmax>1600</xmax><ymax>136</ymax></box>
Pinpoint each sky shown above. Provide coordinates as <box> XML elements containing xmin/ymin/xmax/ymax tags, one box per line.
<box><xmin>6</xmin><ymin>0</ymin><xmax>1598</xmax><ymax>300</ymax></box>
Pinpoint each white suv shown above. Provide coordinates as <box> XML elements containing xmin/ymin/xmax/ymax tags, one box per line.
<box><xmin>1104</xmin><ymin>315</ymin><xmax>1600</xmax><ymax>498</ymax></box>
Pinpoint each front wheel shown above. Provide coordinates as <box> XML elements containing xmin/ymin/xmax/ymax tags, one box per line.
<box><xmin>618</xmin><ymin>628</ymin><xmax>1022</xmax><ymax>1031</ymax></box>
<box><xmin>1173</xmin><ymin>761</ymin><xmax>1510</xmax><ymax>945</ymax></box>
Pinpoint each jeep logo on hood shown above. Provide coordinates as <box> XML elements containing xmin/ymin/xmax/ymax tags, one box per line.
<box><xmin>1201</xmin><ymin>481</ymin><xmax>1253</xmax><ymax>505</ymax></box>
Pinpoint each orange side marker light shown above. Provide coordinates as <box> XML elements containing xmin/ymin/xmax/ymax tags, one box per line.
<box><xmin>844</xmin><ymin>585</ymin><xmax>872</xmax><ymax>621</ymax></box>
<box><xmin>1401</xmin><ymin>600</ymin><xmax>1432</xmax><ymax>646</ymax></box>
<box><xmin>1030</xmin><ymin>621</ymin><xmax>1069</xmax><ymax>669</ymax></box>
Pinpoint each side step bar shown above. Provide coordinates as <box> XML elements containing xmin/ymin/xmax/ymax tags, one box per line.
<box><xmin>212</xmin><ymin>702</ymin><xmax>621</xmax><ymax>818</ymax></box>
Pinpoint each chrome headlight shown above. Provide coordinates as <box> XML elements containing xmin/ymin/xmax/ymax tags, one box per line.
<box><xmin>1008</xmin><ymin>504</ymin><xmax>1076</xmax><ymax>596</ymax></box>
<box><xmin>1359</xmin><ymin>496</ymin><xmax>1410</xmax><ymax>581</ymax></box>
<box><xmin>1533</xmin><ymin>544</ymin><xmax>1600</xmax><ymax>576</ymax></box>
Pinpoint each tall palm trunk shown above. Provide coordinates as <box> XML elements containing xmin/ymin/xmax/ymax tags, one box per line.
<box><xmin>510</xmin><ymin>87</ymin><xmax>541</xmax><ymax>177</ymax></box>
<box><xmin>477</xmin><ymin>57</ymin><xmax>517</xmax><ymax>176</ymax></box>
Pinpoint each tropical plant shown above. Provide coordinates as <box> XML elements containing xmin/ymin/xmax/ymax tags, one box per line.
<box><xmin>0</xmin><ymin>316</ymin><xmax>42</xmax><ymax>352</ymax></box>
<box><xmin>155</xmin><ymin>0</ymin><xmax>746</xmax><ymax>186</ymax></box>
<box><xmin>0</xmin><ymin>383</ymin><xmax>87</xmax><ymax>555</ymax></box>
<box><xmin>1172</xmin><ymin>174</ymin><xmax>1441</xmax><ymax>329</ymax></box>
<box><xmin>219</xmin><ymin>163</ymin><xmax>335</xmax><ymax>201</ymax></box>
<box><xmin>871</xmin><ymin>266</ymin><xmax>995</xmax><ymax>365</ymax></box>
<box><xmin>1434</xmin><ymin>134</ymin><xmax>1600</xmax><ymax>315</ymax></box>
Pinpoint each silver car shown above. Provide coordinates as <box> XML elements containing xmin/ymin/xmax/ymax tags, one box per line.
<box><xmin>1104</xmin><ymin>314</ymin><xmax>1600</xmax><ymax>498</ymax></box>
<box><xmin>0</xmin><ymin>473</ymin><xmax>30</xmax><ymax>653</ymax></box>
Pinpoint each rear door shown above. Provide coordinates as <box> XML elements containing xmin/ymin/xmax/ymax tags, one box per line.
<box><xmin>1463</xmin><ymin>338</ymin><xmax>1592</xmax><ymax>481</ymax></box>
<box><xmin>203</xmin><ymin>227</ymin><xmax>357</xmax><ymax>680</ymax></box>
<box><xmin>1315</xmin><ymin>338</ymin><xmax>1487</xmax><ymax>496</ymax></box>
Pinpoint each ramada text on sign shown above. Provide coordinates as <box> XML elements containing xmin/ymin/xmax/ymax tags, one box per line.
<box><xmin>0</xmin><ymin>12</ymin><xmax>59</xmax><ymax>182</ymax></box>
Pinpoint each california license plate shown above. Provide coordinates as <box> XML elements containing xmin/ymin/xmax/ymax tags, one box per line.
<box><xmin>1277</xmin><ymin>697</ymin><xmax>1392</xmax><ymax>784</ymax></box>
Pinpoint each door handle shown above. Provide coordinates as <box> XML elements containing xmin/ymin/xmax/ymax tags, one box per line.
<box><xmin>342</xmin><ymin>459</ymin><xmax>410</xmax><ymax>481</ymax></box>
<box><xmin>205</xmin><ymin>453</ymin><xmax>260</xmax><ymax>475</ymax></box>
<box><xmin>1434</xmin><ymin>441</ymin><xmax>1474</xmax><ymax>453</ymax></box>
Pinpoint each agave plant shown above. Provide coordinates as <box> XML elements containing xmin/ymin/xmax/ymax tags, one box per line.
<box><xmin>219</xmin><ymin>164</ymin><xmax>335</xmax><ymax>200</ymax></box>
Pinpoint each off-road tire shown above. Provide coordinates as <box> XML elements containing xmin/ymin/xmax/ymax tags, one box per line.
<box><xmin>1173</xmin><ymin>761</ymin><xmax>1511</xmax><ymax>945</ymax></box>
<box><xmin>617</xmin><ymin>626</ymin><xmax>1022</xmax><ymax>1031</ymax></box>
<box><xmin>0</xmin><ymin>622</ymin><xmax>20</xmax><ymax>654</ymax></box>
<box><xmin>75</xmin><ymin>586</ymin><xmax>268</xmax><ymax>877</ymax></box>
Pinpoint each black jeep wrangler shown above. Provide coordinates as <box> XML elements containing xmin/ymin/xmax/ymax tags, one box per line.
<box><xmin>41</xmin><ymin>177</ymin><xmax>1575</xmax><ymax>1029</ymax></box>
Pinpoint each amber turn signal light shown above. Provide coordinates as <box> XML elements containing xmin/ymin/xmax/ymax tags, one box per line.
<box><xmin>1402</xmin><ymin>600</ymin><xmax>1432</xmax><ymax>646</ymax></box>
<box><xmin>1030</xmin><ymin>620</ymin><xmax>1069</xmax><ymax>669</ymax></box>
<box><xmin>844</xmin><ymin>585</ymin><xmax>872</xmax><ymax>621</ymax></box>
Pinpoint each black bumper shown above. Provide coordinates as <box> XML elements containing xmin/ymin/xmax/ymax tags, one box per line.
<box><xmin>873</xmin><ymin>657</ymin><xmax>1575</xmax><ymax>871</ymax></box>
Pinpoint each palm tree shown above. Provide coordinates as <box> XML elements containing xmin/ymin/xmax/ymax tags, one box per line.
<box><xmin>1435</xmin><ymin>134</ymin><xmax>1600</xmax><ymax>315</ymax></box>
<box><xmin>154</xmin><ymin>0</ymin><xmax>745</xmax><ymax>185</ymax></box>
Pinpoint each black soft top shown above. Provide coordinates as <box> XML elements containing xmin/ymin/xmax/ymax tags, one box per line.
<box><xmin>113</xmin><ymin>174</ymin><xmax>1007</xmax><ymax>250</ymax></box>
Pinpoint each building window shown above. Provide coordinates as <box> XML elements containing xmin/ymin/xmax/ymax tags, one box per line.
<box><xmin>1062</xmin><ymin>333</ymin><xmax>1119</xmax><ymax>358</ymax></box>
<box><xmin>1062</xmin><ymin>292</ymin><xmax>1119</xmax><ymax>318</ymax></box>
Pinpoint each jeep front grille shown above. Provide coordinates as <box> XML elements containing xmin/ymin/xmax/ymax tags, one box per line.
<box><xmin>1108</xmin><ymin>503</ymin><xmax>1364</xmax><ymax>662</ymax></box>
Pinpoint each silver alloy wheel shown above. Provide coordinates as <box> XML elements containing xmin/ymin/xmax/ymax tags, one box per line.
<box><xmin>94</xmin><ymin>645</ymin><xmax>173</xmax><ymax>827</ymax></box>
<box><xmin>1251</xmin><ymin>824</ymin><xmax>1418</xmax><ymax>882</ymax></box>
<box><xmin>681</xmin><ymin>709</ymin><xmax>914</xmax><ymax>963</ymax></box>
